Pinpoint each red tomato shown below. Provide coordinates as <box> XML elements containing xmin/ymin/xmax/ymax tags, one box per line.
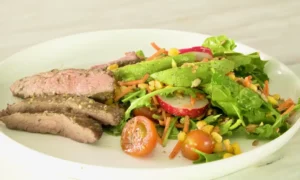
<box><xmin>121</xmin><ymin>116</ymin><xmax>158</xmax><ymax>157</ymax></box>
<box><xmin>181</xmin><ymin>130</ymin><xmax>215</xmax><ymax>160</ymax></box>
<box><xmin>133</xmin><ymin>107</ymin><xmax>155</xmax><ymax>120</ymax></box>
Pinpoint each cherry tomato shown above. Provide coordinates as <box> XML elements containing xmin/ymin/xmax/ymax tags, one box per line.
<box><xmin>133</xmin><ymin>107</ymin><xmax>155</xmax><ymax>120</ymax></box>
<box><xmin>121</xmin><ymin>116</ymin><xmax>158</xmax><ymax>157</ymax></box>
<box><xmin>181</xmin><ymin>130</ymin><xmax>214</xmax><ymax>160</ymax></box>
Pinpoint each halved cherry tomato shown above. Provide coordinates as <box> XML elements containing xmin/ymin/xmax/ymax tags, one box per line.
<box><xmin>181</xmin><ymin>130</ymin><xmax>214</xmax><ymax>160</ymax></box>
<box><xmin>121</xmin><ymin>116</ymin><xmax>158</xmax><ymax>157</ymax></box>
<box><xmin>133</xmin><ymin>107</ymin><xmax>155</xmax><ymax>120</ymax></box>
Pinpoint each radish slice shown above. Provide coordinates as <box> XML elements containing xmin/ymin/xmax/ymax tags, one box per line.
<box><xmin>179</xmin><ymin>46</ymin><xmax>213</xmax><ymax>61</ymax></box>
<box><xmin>156</xmin><ymin>95</ymin><xmax>209</xmax><ymax>118</ymax></box>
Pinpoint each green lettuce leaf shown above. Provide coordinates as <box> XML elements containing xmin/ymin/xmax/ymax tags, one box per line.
<box><xmin>121</xmin><ymin>89</ymin><xmax>146</xmax><ymax>103</ymax></box>
<box><xmin>193</xmin><ymin>149</ymin><xmax>224</xmax><ymax>164</ymax></box>
<box><xmin>202</xmin><ymin>35</ymin><xmax>237</xmax><ymax>55</ymax></box>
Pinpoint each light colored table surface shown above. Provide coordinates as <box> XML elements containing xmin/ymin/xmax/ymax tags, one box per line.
<box><xmin>1</xmin><ymin>0</ymin><xmax>300</xmax><ymax>179</ymax></box>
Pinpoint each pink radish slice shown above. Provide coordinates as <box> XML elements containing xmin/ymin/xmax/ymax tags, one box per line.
<box><xmin>179</xmin><ymin>46</ymin><xmax>213</xmax><ymax>61</ymax></box>
<box><xmin>156</xmin><ymin>95</ymin><xmax>209</xmax><ymax>118</ymax></box>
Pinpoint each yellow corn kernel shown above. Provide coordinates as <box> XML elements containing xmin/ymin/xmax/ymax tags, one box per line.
<box><xmin>273</xmin><ymin>94</ymin><xmax>280</xmax><ymax>100</ymax></box>
<box><xmin>249</xmin><ymin>84</ymin><xmax>258</xmax><ymax>92</ymax></box>
<box><xmin>168</xmin><ymin>48</ymin><xmax>179</xmax><ymax>56</ymax></box>
<box><xmin>223</xmin><ymin>139</ymin><xmax>234</xmax><ymax>153</ymax></box>
<box><xmin>137</xmin><ymin>83</ymin><xmax>148</xmax><ymax>89</ymax></box>
<box><xmin>227</xmin><ymin>72</ymin><xmax>236</xmax><ymax>80</ymax></box>
<box><xmin>211</xmin><ymin>132</ymin><xmax>223</xmax><ymax>143</ymax></box>
<box><xmin>154</xmin><ymin>80</ymin><xmax>164</xmax><ymax>89</ymax></box>
<box><xmin>196</xmin><ymin>121</ymin><xmax>207</xmax><ymax>130</ymax></box>
<box><xmin>107</xmin><ymin>63</ymin><xmax>119</xmax><ymax>71</ymax></box>
<box><xmin>177</xmin><ymin>131</ymin><xmax>187</xmax><ymax>142</ymax></box>
<box><xmin>213</xmin><ymin>142</ymin><xmax>224</xmax><ymax>153</ymax></box>
<box><xmin>232</xmin><ymin>142</ymin><xmax>242</xmax><ymax>155</ymax></box>
<box><xmin>223</xmin><ymin>153</ymin><xmax>234</xmax><ymax>159</ymax></box>
<box><xmin>202</xmin><ymin>125</ymin><xmax>214</xmax><ymax>134</ymax></box>
<box><xmin>267</xmin><ymin>96</ymin><xmax>278</xmax><ymax>105</ymax></box>
<box><xmin>149</xmin><ymin>81</ymin><xmax>155</xmax><ymax>87</ymax></box>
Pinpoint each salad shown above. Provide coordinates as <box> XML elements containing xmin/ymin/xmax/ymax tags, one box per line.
<box><xmin>103</xmin><ymin>35</ymin><xmax>300</xmax><ymax>164</ymax></box>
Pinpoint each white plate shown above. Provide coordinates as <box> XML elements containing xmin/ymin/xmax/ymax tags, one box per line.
<box><xmin>0</xmin><ymin>29</ymin><xmax>300</xmax><ymax>180</ymax></box>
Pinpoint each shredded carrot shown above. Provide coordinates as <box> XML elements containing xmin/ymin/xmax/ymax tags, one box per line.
<box><xmin>196</xmin><ymin>93</ymin><xmax>205</xmax><ymax>100</ymax></box>
<box><xmin>114</xmin><ymin>86</ymin><xmax>135</xmax><ymax>102</ymax></box>
<box><xmin>152</xmin><ymin>96</ymin><xmax>159</xmax><ymax>105</ymax></box>
<box><xmin>147</xmin><ymin>48</ymin><xmax>166</xmax><ymax>61</ymax></box>
<box><xmin>183</xmin><ymin>116</ymin><xmax>190</xmax><ymax>133</ymax></box>
<box><xmin>176</xmin><ymin>123</ymin><xmax>184</xmax><ymax>128</ymax></box>
<box><xmin>118</xmin><ymin>74</ymin><xmax>149</xmax><ymax>86</ymax></box>
<box><xmin>161</xmin><ymin>117</ymin><xmax>171</xmax><ymax>141</ymax></box>
<box><xmin>169</xmin><ymin>141</ymin><xmax>183</xmax><ymax>159</ymax></box>
<box><xmin>151</xmin><ymin>42</ymin><xmax>161</xmax><ymax>51</ymax></box>
<box><xmin>190</xmin><ymin>96</ymin><xmax>196</xmax><ymax>106</ymax></box>
<box><xmin>159</xmin><ymin>120</ymin><xmax>165</xmax><ymax>126</ymax></box>
<box><xmin>243</xmin><ymin>76</ymin><xmax>252</xmax><ymax>88</ymax></box>
<box><xmin>202</xmin><ymin>58</ymin><xmax>209</xmax><ymax>62</ymax></box>
<box><xmin>277</xmin><ymin>98</ymin><xmax>295</xmax><ymax>112</ymax></box>
<box><xmin>263</xmin><ymin>80</ymin><xmax>269</xmax><ymax>96</ymax></box>
<box><xmin>162</xmin><ymin>110</ymin><xmax>167</xmax><ymax>121</ymax></box>
<box><xmin>282</xmin><ymin>104</ymin><xmax>295</xmax><ymax>116</ymax></box>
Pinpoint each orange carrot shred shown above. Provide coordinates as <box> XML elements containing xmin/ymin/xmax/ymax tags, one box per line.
<box><xmin>161</xmin><ymin>117</ymin><xmax>171</xmax><ymax>141</ymax></box>
<box><xmin>169</xmin><ymin>141</ymin><xmax>183</xmax><ymax>159</ymax></box>
<box><xmin>202</xmin><ymin>58</ymin><xmax>209</xmax><ymax>62</ymax></box>
<box><xmin>183</xmin><ymin>116</ymin><xmax>190</xmax><ymax>133</ymax></box>
<box><xmin>114</xmin><ymin>86</ymin><xmax>134</xmax><ymax>102</ymax></box>
<box><xmin>243</xmin><ymin>76</ymin><xmax>252</xmax><ymax>87</ymax></box>
<box><xmin>118</xmin><ymin>74</ymin><xmax>149</xmax><ymax>86</ymax></box>
<box><xmin>196</xmin><ymin>93</ymin><xmax>205</xmax><ymax>100</ymax></box>
<box><xmin>162</xmin><ymin>110</ymin><xmax>167</xmax><ymax>121</ymax></box>
<box><xmin>263</xmin><ymin>80</ymin><xmax>269</xmax><ymax>96</ymax></box>
<box><xmin>147</xmin><ymin>48</ymin><xmax>166</xmax><ymax>61</ymax></box>
<box><xmin>282</xmin><ymin>104</ymin><xmax>295</xmax><ymax>116</ymax></box>
<box><xmin>152</xmin><ymin>96</ymin><xmax>159</xmax><ymax>105</ymax></box>
<box><xmin>151</xmin><ymin>42</ymin><xmax>161</xmax><ymax>51</ymax></box>
<box><xmin>277</xmin><ymin>98</ymin><xmax>294</xmax><ymax>112</ymax></box>
<box><xmin>190</xmin><ymin>96</ymin><xmax>196</xmax><ymax>106</ymax></box>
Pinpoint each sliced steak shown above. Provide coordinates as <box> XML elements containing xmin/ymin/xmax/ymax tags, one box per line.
<box><xmin>2</xmin><ymin>95</ymin><xmax>124</xmax><ymax>126</ymax></box>
<box><xmin>91</xmin><ymin>51</ymin><xmax>142</xmax><ymax>70</ymax></box>
<box><xmin>0</xmin><ymin>112</ymin><xmax>103</xmax><ymax>143</ymax></box>
<box><xmin>10</xmin><ymin>68</ymin><xmax>115</xmax><ymax>101</ymax></box>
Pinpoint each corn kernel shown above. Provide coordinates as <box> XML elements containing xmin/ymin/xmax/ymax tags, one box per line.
<box><xmin>171</xmin><ymin>59</ymin><xmax>177</xmax><ymax>68</ymax></box>
<box><xmin>249</xmin><ymin>84</ymin><xmax>258</xmax><ymax>92</ymax></box>
<box><xmin>202</xmin><ymin>125</ymin><xmax>214</xmax><ymax>134</ymax></box>
<box><xmin>212</xmin><ymin>126</ymin><xmax>220</xmax><ymax>133</ymax></box>
<box><xmin>137</xmin><ymin>83</ymin><xmax>148</xmax><ymax>89</ymax></box>
<box><xmin>191</xmin><ymin>78</ymin><xmax>201</xmax><ymax>88</ymax></box>
<box><xmin>211</xmin><ymin>132</ymin><xmax>223</xmax><ymax>143</ymax></box>
<box><xmin>267</xmin><ymin>96</ymin><xmax>278</xmax><ymax>105</ymax></box>
<box><xmin>154</xmin><ymin>80</ymin><xmax>164</xmax><ymax>89</ymax></box>
<box><xmin>223</xmin><ymin>153</ymin><xmax>234</xmax><ymax>159</ymax></box>
<box><xmin>214</xmin><ymin>142</ymin><xmax>224</xmax><ymax>153</ymax></box>
<box><xmin>168</xmin><ymin>48</ymin><xmax>179</xmax><ymax>56</ymax></box>
<box><xmin>196</xmin><ymin>121</ymin><xmax>207</xmax><ymax>130</ymax></box>
<box><xmin>232</xmin><ymin>142</ymin><xmax>242</xmax><ymax>155</ymax></box>
<box><xmin>273</xmin><ymin>94</ymin><xmax>280</xmax><ymax>100</ymax></box>
<box><xmin>177</xmin><ymin>131</ymin><xmax>187</xmax><ymax>142</ymax></box>
<box><xmin>223</xmin><ymin>139</ymin><xmax>234</xmax><ymax>153</ymax></box>
<box><xmin>149</xmin><ymin>81</ymin><xmax>155</xmax><ymax>87</ymax></box>
<box><xmin>107</xmin><ymin>63</ymin><xmax>119</xmax><ymax>71</ymax></box>
<box><xmin>227</xmin><ymin>72</ymin><xmax>236</xmax><ymax>80</ymax></box>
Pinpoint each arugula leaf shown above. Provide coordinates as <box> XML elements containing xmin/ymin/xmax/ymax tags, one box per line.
<box><xmin>202</xmin><ymin>35</ymin><xmax>237</xmax><ymax>55</ymax></box>
<box><xmin>121</xmin><ymin>89</ymin><xmax>146</xmax><ymax>103</ymax></box>
<box><xmin>169</xmin><ymin>126</ymin><xmax>180</xmax><ymax>140</ymax></box>
<box><xmin>253</xmin><ymin>124</ymin><xmax>280</xmax><ymax>139</ymax></box>
<box><xmin>192</xmin><ymin>149</ymin><xmax>224</xmax><ymax>164</ymax></box>
<box><xmin>136</xmin><ymin>50</ymin><xmax>145</xmax><ymax>59</ymax></box>
<box><xmin>219</xmin><ymin>119</ymin><xmax>233</xmax><ymax>135</ymax></box>
<box><xmin>190</xmin><ymin>119</ymin><xmax>198</xmax><ymax>130</ymax></box>
<box><xmin>204</xmin><ymin>114</ymin><xmax>221</xmax><ymax>124</ymax></box>
<box><xmin>124</xmin><ymin>87</ymin><xmax>197</xmax><ymax>120</ymax></box>
<box><xmin>103</xmin><ymin>118</ymin><xmax>126</xmax><ymax>136</ymax></box>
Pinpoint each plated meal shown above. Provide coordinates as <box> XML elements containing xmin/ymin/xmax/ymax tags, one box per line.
<box><xmin>0</xmin><ymin>35</ymin><xmax>299</xmax><ymax>165</ymax></box>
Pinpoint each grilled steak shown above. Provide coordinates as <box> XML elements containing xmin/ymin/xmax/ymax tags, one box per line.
<box><xmin>10</xmin><ymin>68</ymin><xmax>115</xmax><ymax>101</ymax></box>
<box><xmin>2</xmin><ymin>95</ymin><xmax>124</xmax><ymax>126</ymax></box>
<box><xmin>0</xmin><ymin>112</ymin><xmax>103</xmax><ymax>143</ymax></box>
<box><xmin>91</xmin><ymin>51</ymin><xmax>142</xmax><ymax>70</ymax></box>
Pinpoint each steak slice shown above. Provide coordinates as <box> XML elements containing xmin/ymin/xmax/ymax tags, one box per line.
<box><xmin>2</xmin><ymin>95</ymin><xmax>124</xmax><ymax>126</ymax></box>
<box><xmin>91</xmin><ymin>51</ymin><xmax>142</xmax><ymax>70</ymax></box>
<box><xmin>10</xmin><ymin>68</ymin><xmax>115</xmax><ymax>101</ymax></box>
<box><xmin>0</xmin><ymin>112</ymin><xmax>103</xmax><ymax>143</ymax></box>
